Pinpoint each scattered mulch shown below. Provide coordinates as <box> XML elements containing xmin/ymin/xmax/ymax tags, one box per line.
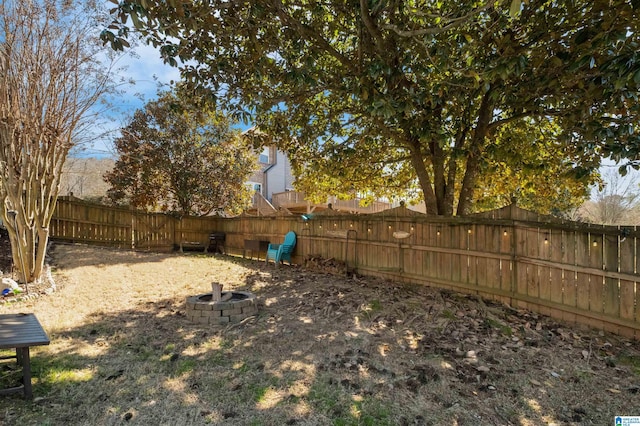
<box><xmin>304</xmin><ymin>254</ymin><xmax>349</xmax><ymax>275</ymax></box>
<box><xmin>0</xmin><ymin>228</ymin><xmax>57</xmax><ymax>302</ymax></box>
<box><xmin>0</xmin><ymin>227</ymin><xmax>12</xmax><ymax>274</ymax></box>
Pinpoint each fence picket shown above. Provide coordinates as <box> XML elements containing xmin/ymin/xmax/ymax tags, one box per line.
<box><xmin>538</xmin><ymin>228</ymin><xmax>552</xmax><ymax>306</ymax></box>
<box><xmin>589</xmin><ymin>232</ymin><xmax>604</xmax><ymax>315</ymax></box>
<box><xmin>603</xmin><ymin>234</ymin><xmax>620</xmax><ymax>319</ymax></box>
<box><xmin>549</xmin><ymin>228</ymin><xmax>563</xmax><ymax>305</ymax></box>
<box><xmin>500</xmin><ymin>227</ymin><xmax>513</xmax><ymax>295</ymax></box>
<box><xmin>619</xmin><ymin>235</ymin><xmax>635</xmax><ymax>328</ymax></box>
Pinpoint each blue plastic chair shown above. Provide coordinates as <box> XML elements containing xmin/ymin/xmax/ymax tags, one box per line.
<box><xmin>265</xmin><ymin>231</ymin><xmax>296</xmax><ymax>267</ymax></box>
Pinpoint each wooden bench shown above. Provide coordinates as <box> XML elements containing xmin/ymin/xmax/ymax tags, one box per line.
<box><xmin>0</xmin><ymin>313</ymin><xmax>50</xmax><ymax>399</ymax></box>
<box><xmin>180</xmin><ymin>241</ymin><xmax>206</xmax><ymax>252</ymax></box>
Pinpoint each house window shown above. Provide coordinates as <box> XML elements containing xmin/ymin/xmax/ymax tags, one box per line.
<box><xmin>247</xmin><ymin>182</ymin><xmax>262</xmax><ymax>192</ymax></box>
<box><xmin>259</xmin><ymin>147</ymin><xmax>270</xmax><ymax>164</ymax></box>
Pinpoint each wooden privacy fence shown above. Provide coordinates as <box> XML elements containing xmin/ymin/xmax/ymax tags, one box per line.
<box><xmin>50</xmin><ymin>198</ymin><xmax>218</xmax><ymax>251</ymax></box>
<box><xmin>49</xmin><ymin>198</ymin><xmax>640</xmax><ymax>338</ymax></box>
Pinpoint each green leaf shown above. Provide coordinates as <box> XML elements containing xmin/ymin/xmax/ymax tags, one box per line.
<box><xmin>509</xmin><ymin>0</ymin><xmax>521</xmax><ymax>18</ymax></box>
<box><xmin>619</xmin><ymin>165</ymin><xmax>628</xmax><ymax>177</ymax></box>
<box><xmin>130</xmin><ymin>10</ymin><xmax>140</xmax><ymax>28</ymax></box>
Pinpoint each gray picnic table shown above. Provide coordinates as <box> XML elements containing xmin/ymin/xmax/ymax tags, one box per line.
<box><xmin>0</xmin><ymin>313</ymin><xmax>50</xmax><ymax>399</ymax></box>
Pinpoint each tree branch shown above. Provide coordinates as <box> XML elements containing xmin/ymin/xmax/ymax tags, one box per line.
<box><xmin>271</xmin><ymin>0</ymin><xmax>358</xmax><ymax>74</ymax></box>
<box><xmin>359</xmin><ymin>0</ymin><xmax>386</xmax><ymax>53</ymax></box>
<box><xmin>487</xmin><ymin>108</ymin><xmax>565</xmax><ymax>131</ymax></box>
<box><xmin>382</xmin><ymin>0</ymin><xmax>497</xmax><ymax>37</ymax></box>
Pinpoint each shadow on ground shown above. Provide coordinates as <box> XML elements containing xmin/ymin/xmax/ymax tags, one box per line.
<box><xmin>1</xmin><ymin>251</ymin><xmax>640</xmax><ymax>425</ymax></box>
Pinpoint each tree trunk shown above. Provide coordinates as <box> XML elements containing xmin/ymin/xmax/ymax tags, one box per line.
<box><xmin>34</xmin><ymin>227</ymin><xmax>49</xmax><ymax>281</ymax></box>
<box><xmin>457</xmin><ymin>89</ymin><xmax>494</xmax><ymax>216</ymax></box>
<box><xmin>3</xmin><ymin>199</ymin><xmax>56</xmax><ymax>284</ymax></box>
<box><xmin>3</xmin><ymin>208</ymin><xmax>35</xmax><ymax>284</ymax></box>
<box><xmin>457</xmin><ymin>148</ymin><xmax>482</xmax><ymax>216</ymax></box>
<box><xmin>0</xmin><ymin>0</ymin><xmax>113</xmax><ymax>284</ymax></box>
<box><xmin>432</xmin><ymin>140</ymin><xmax>453</xmax><ymax>216</ymax></box>
<box><xmin>408</xmin><ymin>139</ymin><xmax>439</xmax><ymax>215</ymax></box>
<box><xmin>442</xmin><ymin>121</ymin><xmax>471</xmax><ymax>215</ymax></box>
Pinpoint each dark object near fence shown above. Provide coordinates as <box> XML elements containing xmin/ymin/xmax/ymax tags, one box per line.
<box><xmin>244</xmin><ymin>239</ymin><xmax>270</xmax><ymax>260</ymax></box>
<box><xmin>304</xmin><ymin>254</ymin><xmax>347</xmax><ymax>275</ymax></box>
<box><xmin>209</xmin><ymin>232</ymin><xmax>226</xmax><ymax>254</ymax></box>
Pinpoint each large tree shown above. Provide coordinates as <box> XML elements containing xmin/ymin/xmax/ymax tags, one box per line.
<box><xmin>473</xmin><ymin>118</ymin><xmax>595</xmax><ymax>215</ymax></box>
<box><xmin>105</xmin><ymin>89</ymin><xmax>256</xmax><ymax>216</ymax></box>
<box><xmin>103</xmin><ymin>0</ymin><xmax>640</xmax><ymax>215</ymax></box>
<box><xmin>0</xmin><ymin>0</ymin><xmax>115</xmax><ymax>284</ymax></box>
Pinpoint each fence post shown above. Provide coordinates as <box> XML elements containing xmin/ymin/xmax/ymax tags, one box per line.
<box><xmin>510</xmin><ymin>222</ymin><xmax>517</xmax><ymax>299</ymax></box>
<box><xmin>131</xmin><ymin>210</ymin><xmax>136</xmax><ymax>250</ymax></box>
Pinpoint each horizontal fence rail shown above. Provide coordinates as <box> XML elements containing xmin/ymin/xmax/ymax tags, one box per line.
<box><xmin>49</xmin><ymin>198</ymin><xmax>640</xmax><ymax>339</ymax></box>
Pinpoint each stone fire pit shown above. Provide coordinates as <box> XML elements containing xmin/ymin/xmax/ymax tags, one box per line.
<box><xmin>186</xmin><ymin>283</ymin><xmax>258</xmax><ymax>325</ymax></box>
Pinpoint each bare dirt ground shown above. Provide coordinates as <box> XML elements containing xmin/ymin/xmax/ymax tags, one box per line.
<box><xmin>1</xmin><ymin>243</ymin><xmax>640</xmax><ymax>425</ymax></box>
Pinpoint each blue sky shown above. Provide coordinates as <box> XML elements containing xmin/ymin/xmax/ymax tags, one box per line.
<box><xmin>77</xmin><ymin>41</ymin><xmax>255</xmax><ymax>159</ymax></box>
<box><xmin>75</xmin><ymin>43</ymin><xmax>181</xmax><ymax>158</ymax></box>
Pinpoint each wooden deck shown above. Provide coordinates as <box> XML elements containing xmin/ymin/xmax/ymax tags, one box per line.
<box><xmin>271</xmin><ymin>191</ymin><xmax>390</xmax><ymax>214</ymax></box>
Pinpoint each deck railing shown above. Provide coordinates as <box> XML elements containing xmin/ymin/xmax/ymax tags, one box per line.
<box><xmin>331</xmin><ymin>198</ymin><xmax>390</xmax><ymax>213</ymax></box>
<box><xmin>252</xmin><ymin>192</ymin><xmax>277</xmax><ymax>215</ymax></box>
<box><xmin>272</xmin><ymin>191</ymin><xmax>390</xmax><ymax>213</ymax></box>
<box><xmin>271</xmin><ymin>191</ymin><xmax>308</xmax><ymax>206</ymax></box>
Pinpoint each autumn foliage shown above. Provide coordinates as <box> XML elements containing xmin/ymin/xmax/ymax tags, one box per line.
<box><xmin>105</xmin><ymin>89</ymin><xmax>257</xmax><ymax>216</ymax></box>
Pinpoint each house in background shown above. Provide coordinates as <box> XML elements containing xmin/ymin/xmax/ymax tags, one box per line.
<box><xmin>245</xmin><ymin>145</ymin><xmax>294</xmax><ymax>215</ymax></box>
<box><xmin>244</xmin><ymin>144</ymin><xmax>391</xmax><ymax>216</ymax></box>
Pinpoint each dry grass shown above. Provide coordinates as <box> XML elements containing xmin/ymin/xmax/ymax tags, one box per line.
<box><xmin>1</xmin><ymin>243</ymin><xmax>639</xmax><ymax>425</ymax></box>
